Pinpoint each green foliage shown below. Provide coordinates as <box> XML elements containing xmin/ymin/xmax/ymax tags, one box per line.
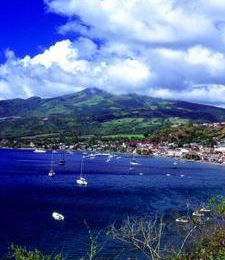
<box><xmin>170</xmin><ymin>228</ymin><xmax>225</xmax><ymax>260</ymax></box>
<box><xmin>0</xmin><ymin>88</ymin><xmax>225</xmax><ymax>138</ymax></box>
<box><xmin>208</xmin><ymin>195</ymin><xmax>225</xmax><ymax>214</ymax></box>
<box><xmin>149</xmin><ymin>124</ymin><xmax>223</xmax><ymax>145</ymax></box>
<box><xmin>84</xmin><ymin>220</ymin><xmax>98</xmax><ymax>260</ymax></box>
<box><xmin>6</xmin><ymin>244</ymin><xmax>62</xmax><ymax>260</ymax></box>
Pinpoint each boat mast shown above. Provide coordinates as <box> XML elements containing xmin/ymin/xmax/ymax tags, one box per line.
<box><xmin>50</xmin><ymin>151</ymin><xmax>54</xmax><ymax>171</ymax></box>
<box><xmin>80</xmin><ymin>156</ymin><xmax>84</xmax><ymax>177</ymax></box>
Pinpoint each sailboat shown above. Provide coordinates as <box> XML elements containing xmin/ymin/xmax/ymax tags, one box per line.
<box><xmin>76</xmin><ymin>156</ymin><xmax>88</xmax><ymax>186</ymax></box>
<box><xmin>48</xmin><ymin>152</ymin><xmax>56</xmax><ymax>177</ymax></box>
<box><xmin>172</xmin><ymin>161</ymin><xmax>178</xmax><ymax>169</ymax></box>
<box><xmin>59</xmin><ymin>150</ymin><xmax>65</xmax><ymax>165</ymax></box>
<box><xmin>130</xmin><ymin>152</ymin><xmax>140</xmax><ymax>166</ymax></box>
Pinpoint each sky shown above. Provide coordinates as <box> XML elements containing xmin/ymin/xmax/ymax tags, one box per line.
<box><xmin>1</xmin><ymin>0</ymin><xmax>225</xmax><ymax>107</ymax></box>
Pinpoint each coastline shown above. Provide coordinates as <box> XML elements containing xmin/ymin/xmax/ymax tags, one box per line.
<box><xmin>0</xmin><ymin>146</ymin><xmax>224</xmax><ymax>169</ymax></box>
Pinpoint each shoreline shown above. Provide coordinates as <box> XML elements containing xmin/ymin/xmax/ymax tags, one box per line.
<box><xmin>0</xmin><ymin>146</ymin><xmax>224</xmax><ymax>169</ymax></box>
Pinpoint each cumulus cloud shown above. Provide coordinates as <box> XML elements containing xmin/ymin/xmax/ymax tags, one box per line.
<box><xmin>0</xmin><ymin>39</ymin><xmax>151</xmax><ymax>99</ymax></box>
<box><xmin>1</xmin><ymin>0</ymin><xmax>225</xmax><ymax>106</ymax></box>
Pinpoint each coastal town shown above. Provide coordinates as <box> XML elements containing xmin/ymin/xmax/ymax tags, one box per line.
<box><xmin>1</xmin><ymin>121</ymin><xmax>225</xmax><ymax>166</ymax></box>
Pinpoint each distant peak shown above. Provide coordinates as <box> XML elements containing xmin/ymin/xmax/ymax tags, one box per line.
<box><xmin>81</xmin><ymin>87</ymin><xmax>106</xmax><ymax>95</ymax></box>
<box><xmin>78</xmin><ymin>87</ymin><xmax>113</xmax><ymax>97</ymax></box>
<box><xmin>27</xmin><ymin>96</ymin><xmax>42</xmax><ymax>101</ymax></box>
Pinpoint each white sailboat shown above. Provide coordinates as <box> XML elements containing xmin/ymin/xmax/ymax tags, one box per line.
<box><xmin>130</xmin><ymin>151</ymin><xmax>141</xmax><ymax>166</ymax></box>
<box><xmin>59</xmin><ymin>150</ymin><xmax>65</xmax><ymax>165</ymax></box>
<box><xmin>76</xmin><ymin>156</ymin><xmax>88</xmax><ymax>186</ymax></box>
<box><xmin>48</xmin><ymin>152</ymin><xmax>56</xmax><ymax>177</ymax></box>
<box><xmin>173</xmin><ymin>161</ymin><xmax>178</xmax><ymax>169</ymax></box>
<box><xmin>106</xmin><ymin>157</ymin><xmax>111</xmax><ymax>163</ymax></box>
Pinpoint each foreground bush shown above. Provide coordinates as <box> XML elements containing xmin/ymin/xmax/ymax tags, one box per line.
<box><xmin>170</xmin><ymin>227</ymin><xmax>225</xmax><ymax>260</ymax></box>
<box><xmin>5</xmin><ymin>244</ymin><xmax>62</xmax><ymax>260</ymax></box>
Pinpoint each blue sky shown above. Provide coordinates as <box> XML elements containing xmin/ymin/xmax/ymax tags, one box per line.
<box><xmin>0</xmin><ymin>0</ymin><xmax>67</xmax><ymax>62</ymax></box>
<box><xmin>1</xmin><ymin>0</ymin><xmax>225</xmax><ymax>107</ymax></box>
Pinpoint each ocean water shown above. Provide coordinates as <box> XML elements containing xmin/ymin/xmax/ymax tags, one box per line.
<box><xmin>0</xmin><ymin>149</ymin><xmax>225</xmax><ymax>259</ymax></box>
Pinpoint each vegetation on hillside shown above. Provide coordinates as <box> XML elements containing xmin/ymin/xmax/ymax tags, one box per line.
<box><xmin>148</xmin><ymin>124</ymin><xmax>225</xmax><ymax>146</ymax></box>
<box><xmin>0</xmin><ymin>88</ymin><xmax>225</xmax><ymax>138</ymax></box>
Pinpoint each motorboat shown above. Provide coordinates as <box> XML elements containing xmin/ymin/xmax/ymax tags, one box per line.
<box><xmin>192</xmin><ymin>210</ymin><xmax>204</xmax><ymax>217</ymax></box>
<box><xmin>199</xmin><ymin>207</ymin><xmax>211</xmax><ymax>213</ymax></box>
<box><xmin>34</xmin><ymin>149</ymin><xmax>46</xmax><ymax>153</ymax></box>
<box><xmin>175</xmin><ymin>217</ymin><xmax>189</xmax><ymax>223</ymax></box>
<box><xmin>52</xmin><ymin>212</ymin><xmax>64</xmax><ymax>221</ymax></box>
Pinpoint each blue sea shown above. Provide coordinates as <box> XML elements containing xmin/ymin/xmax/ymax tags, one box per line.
<box><xmin>0</xmin><ymin>148</ymin><xmax>225</xmax><ymax>259</ymax></box>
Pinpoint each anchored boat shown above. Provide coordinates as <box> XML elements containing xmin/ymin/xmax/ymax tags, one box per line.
<box><xmin>76</xmin><ymin>156</ymin><xmax>88</xmax><ymax>186</ymax></box>
<box><xmin>52</xmin><ymin>212</ymin><xmax>64</xmax><ymax>221</ymax></box>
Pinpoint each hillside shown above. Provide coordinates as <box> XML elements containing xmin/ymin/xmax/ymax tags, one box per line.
<box><xmin>0</xmin><ymin>88</ymin><xmax>225</xmax><ymax>138</ymax></box>
<box><xmin>148</xmin><ymin>124</ymin><xmax>225</xmax><ymax>146</ymax></box>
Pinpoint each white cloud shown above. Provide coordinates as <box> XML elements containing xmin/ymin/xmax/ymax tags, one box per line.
<box><xmin>46</xmin><ymin>0</ymin><xmax>220</xmax><ymax>46</ymax></box>
<box><xmin>0</xmin><ymin>39</ymin><xmax>152</xmax><ymax>99</ymax></box>
<box><xmin>151</xmin><ymin>84</ymin><xmax>225</xmax><ymax>107</ymax></box>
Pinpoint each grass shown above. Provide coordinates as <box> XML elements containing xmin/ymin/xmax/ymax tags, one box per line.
<box><xmin>103</xmin><ymin>133</ymin><xmax>145</xmax><ymax>139</ymax></box>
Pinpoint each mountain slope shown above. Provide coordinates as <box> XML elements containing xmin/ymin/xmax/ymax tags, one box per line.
<box><xmin>0</xmin><ymin>88</ymin><xmax>225</xmax><ymax>138</ymax></box>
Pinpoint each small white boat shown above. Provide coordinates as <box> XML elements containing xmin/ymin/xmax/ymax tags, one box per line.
<box><xmin>34</xmin><ymin>149</ymin><xmax>46</xmax><ymax>153</ymax></box>
<box><xmin>192</xmin><ymin>210</ymin><xmax>204</xmax><ymax>217</ymax></box>
<box><xmin>173</xmin><ymin>162</ymin><xmax>178</xmax><ymax>168</ymax></box>
<box><xmin>139</xmin><ymin>172</ymin><xmax>144</xmax><ymax>176</ymax></box>
<box><xmin>48</xmin><ymin>169</ymin><xmax>55</xmax><ymax>177</ymax></box>
<box><xmin>76</xmin><ymin>156</ymin><xmax>88</xmax><ymax>186</ymax></box>
<box><xmin>76</xmin><ymin>177</ymin><xmax>88</xmax><ymax>186</ymax></box>
<box><xmin>166</xmin><ymin>174</ymin><xmax>171</xmax><ymax>177</ymax></box>
<box><xmin>59</xmin><ymin>159</ymin><xmax>65</xmax><ymax>165</ymax></box>
<box><xmin>176</xmin><ymin>217</ymin><xmax>189</xmax><ymax>223</ymax></box>
<box><xmin>59</xmin><ymin>150</ymin><xmax>65</xmax><ymax>165</ymax></box>
<box><xmin>48</xmin><ymin>152</ymin><xmax>55</xmax><ymax>177</ymax></box>
<box><xmin>180</xmin><ymin>174</ymin><xmax>185</xmax><ymax>178</ymax></box>
<box><xmin>52</xmin><ymin>212</ymin><xmax>64</xmax><ymax>221</ymax></box>
<box><xmin>130</xmin><ymin>161</ymin><xmax>140</xmax><ymax>166</ymax></box>
<box><xmin>200</xmin><ymin>207</ymin><xmax>211</xmax><ymax>213</ymax></box>
<box><xmin>106</xmin><ymin>157</ymin><xmax>111</xmax><ymax>163</ymax></box>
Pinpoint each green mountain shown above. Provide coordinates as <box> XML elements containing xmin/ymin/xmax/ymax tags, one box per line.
<box><xmin>0</xmin><ymin>87</ymin><xmax>225</xmax><ymax>138</ymax></box>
